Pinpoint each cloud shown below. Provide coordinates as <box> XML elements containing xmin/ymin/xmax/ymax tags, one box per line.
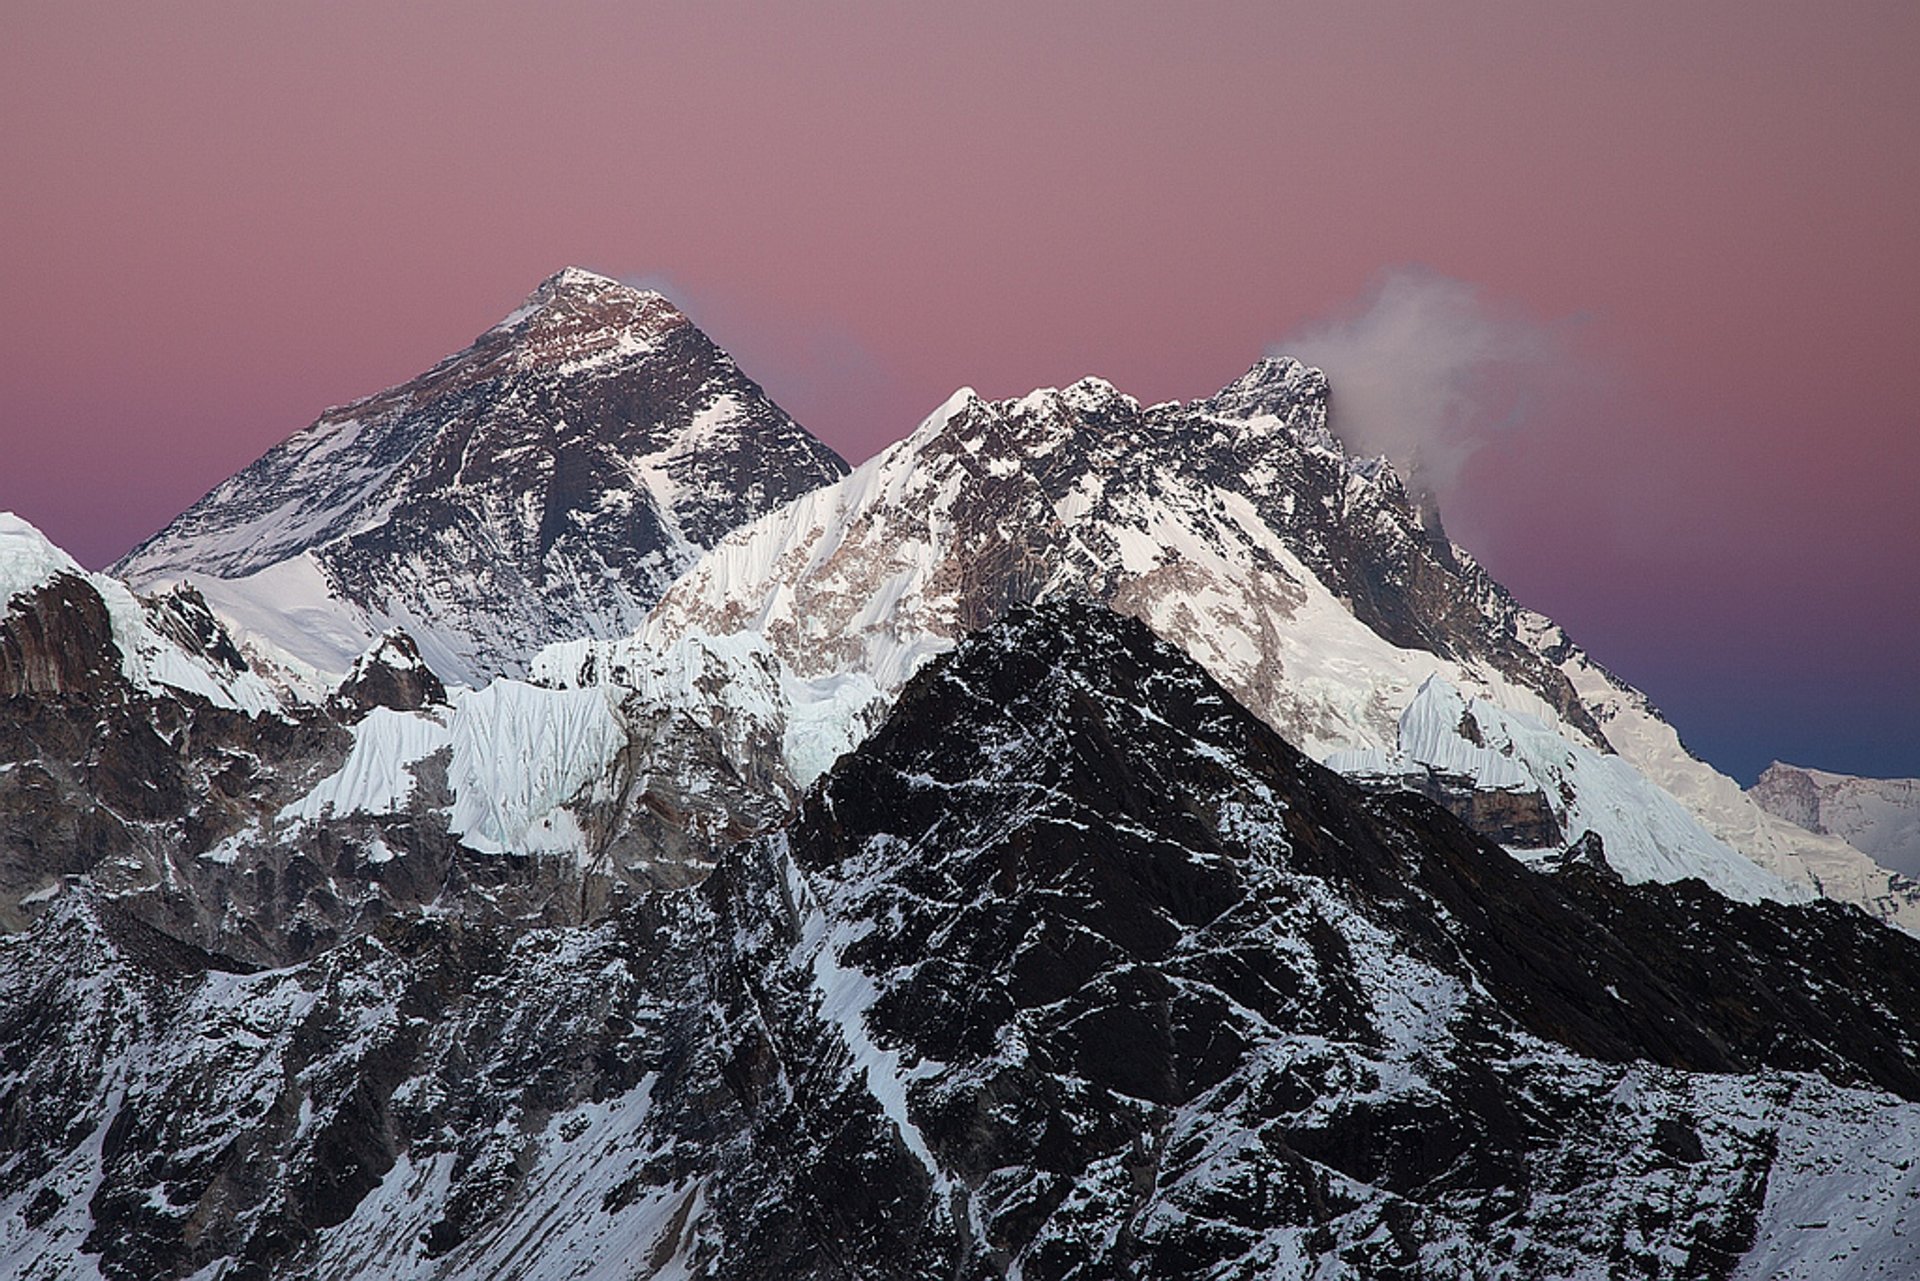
<box><xmin>1279</xmin><ymin>268</ymin><xmax>1587</xmax><ymax>514</ymax></box>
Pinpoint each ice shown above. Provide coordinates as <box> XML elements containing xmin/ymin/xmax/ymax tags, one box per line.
<box><xmin>1392</xmin><ymin>676</ymin><xmax>1802</xmax><ymax>902</ymax></box>
<box><xmin>0</xmin><ymin>510</ymin><xmax>85</xmax><ymax>605</ymax></box>
<box><xmin>445</xmin><ymin>681</ymin><xmax>625</xmax><ymax>859</ymax></box>
<box><xmin>1</xmin><ymin>512</ymin><xmax>282</xmax><ymax>715</ymax></box>
<box><xmin>284</xmin><ymin>707</ymin><xmax>453</xmax><ymax>823</ymax></box>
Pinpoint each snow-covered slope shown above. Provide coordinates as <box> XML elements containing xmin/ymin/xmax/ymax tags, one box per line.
<box><xmin>1754</xmin><ymin>762</ymin><xmax>1920</xmax><ymax>879</ymax></box>
<box><xmin>3</xmin><ymin>512</ymin><xmax>654</xmax><ymax>961</ymax></box>
<box><xmin>115</xmin><ymin>268</ymin><xmax>847</xmax><ymax>685</ymax></box>
<box><xmin>1329</xmin><ymin>675</ymin><xmax>1798</xmax><ymax>903</ymax></box>
<box><xmin>10</xmin><ymin>602</ymin><xmax>1920</xmax><ymax>1280</ymax></box>
<box><xmin>534</xmin><ymin>362</ymin><xmax>1912</xmax><ymax>924</ymax></box>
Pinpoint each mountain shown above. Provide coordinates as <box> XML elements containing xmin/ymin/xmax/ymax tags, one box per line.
<box><xmin>2</xmin><ymin>513</ymin><xmax>647</xmax><ymax>965</ymax></box>
<box><xmin>1754</xmin><ymin>762</ymin><xmax>1920</xmax><ymax>879</ymax></box>
<box><xmin>7</xmin><ymin>602</ymin><xmax>1919</xmax><ymax>1279</ymax></box>
<box><xmin>533</xmin><ymin>362</ymin><xmax>1920</xmax><ymax>927</ymax></box>
<box><xmin>115</xmin><ymin>268</ymin><xmax>848</xmax><ymax>686</ymax></box>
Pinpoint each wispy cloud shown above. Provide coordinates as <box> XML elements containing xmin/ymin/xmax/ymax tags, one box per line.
<box><xmin>1279</xmin><ymin>268</ymin><xmax>1590</xmax><ymax>514</ymax></box>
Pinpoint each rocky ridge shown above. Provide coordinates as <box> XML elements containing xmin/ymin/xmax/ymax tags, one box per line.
<box><xmin>2</xmin><ymin>514</ymin><xmax>649</xmax><ymax>966</ymax></box>
<box><xmin>533</xmin><ymin>362</ymin><xmax>1916</xmax><ymax>925</ymax></box>
<box><xmin>6</xmin><ymin>603</ymin><xmax>1919</xmax><ymax>1279</ymax></box>
<box><xmin>1753</xmin><ymin>761</ymin><xmax>1920</xmax><ymax>879</ymax></box>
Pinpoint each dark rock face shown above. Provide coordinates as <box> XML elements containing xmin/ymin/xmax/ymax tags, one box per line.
<box><xmin>609</xmin><ymin>358</ymin><xmax>1626</xmax><ymax>873</ymax></box>
<box><xmin>115</xmin><ymin>268</ymin><xmax>848</xmax><ymax>684</ymax></box>
<box><xmin>0</xmin><ymin>570</ymin><xmax>623</xmax><ymax>966</ymax></box>
<box><xmin>8</xmin><ymin>601</ymin><xmax>1919</xmax><ymax>1279</ymax></box>
<box><xmin>1752</xmin><ymin>762</ymin><xmax>1824</xmax><ymax>831</ymax></box>
<box><xmin>1366</xmin><ymin>768</ymin><xmax>1564</xmax><ymax>848</ymax></box>
<box><xmin>0</xmin><ymin>573</ymin><xmax>119</xmax><ymax>698</ymax></box>
<box><xmin>937</xmin><ymin>363</ymin><xmax>1611</xmax><ymax>751</ymax></box>
<box><xmin>329</xmin><ymin>630</ymin><xmax>447</xmax><ymax>715</ymax></box>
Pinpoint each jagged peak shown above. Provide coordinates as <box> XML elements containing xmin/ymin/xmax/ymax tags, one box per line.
<box><xmin>1008</xmin><ymin>375</ymin><xmax>1137</xmax><ymax>416</ymax></box>
<box><xmin>1202</xmin><ymin>354</ymin><xmax>1333</xmax><ymax>445</ymax></box>
<box><xmin>901</xmin><ymin>386</ymin><xmax>982</xmax><ymax>446</ymax></box>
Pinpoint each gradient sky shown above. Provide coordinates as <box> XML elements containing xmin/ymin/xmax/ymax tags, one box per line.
<box><xmin>3</xmin><ymin>1</ymin><xmax>1916</xmax><ymax>781</ymax></box>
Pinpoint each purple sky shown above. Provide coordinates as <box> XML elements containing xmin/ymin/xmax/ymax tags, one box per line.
<box><xmin>4</xmin><ymin>2</ymin><xmax>1916</xmax><ymax>781</ymax></box>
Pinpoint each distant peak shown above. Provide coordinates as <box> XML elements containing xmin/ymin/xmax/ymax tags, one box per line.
<box><xmin>543</xmin><ymin>265</ymin><xmax>625</xmax><ymax>292</ymax></box>
<box><xmin>1213</xmin><ymin>355</ymin><xmax>1323</xmax><ymax>402</ymax></box>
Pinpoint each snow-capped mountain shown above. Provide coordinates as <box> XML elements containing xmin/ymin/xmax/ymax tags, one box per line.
<box><xmin>115</xmin><ymin>268</ymin><xmax>847</xmax><ymax>686</ymax></box>
<box><xmin>8</xmin><ymin>603</ymin><xmax>1919</xmax><ymax>1279</ymax></box>
<box><xmin>1754</xmin><ymin>762</ymin><xmax>1920</xmax><ymax>879</ymax></box>
<box><xmin>535</xmin><ymin>361</ymin><xmax>1918</xmax><ymax>926</ymax></box>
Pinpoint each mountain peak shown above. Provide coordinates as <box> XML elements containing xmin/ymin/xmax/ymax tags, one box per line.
<box><xmin>1202</xmin><ymin>354</ymin><xmax>1332</xmax><ymax>444</ymax></box>
<box><xmin>115</xmin><ymin>270</ymin><xmax>846</xmax><ymax>685</ymax></box>
<box><xmin>542</xmin><ymin>264</ymin><xmax>625</xmax><ymax>292</ymax></box>
<box><xmin>489</xmin><ymin>267</ymin><xmax>684</xmax><ymax>351</ymax></box>
<box><xmin>0</xmin><ymin>511</ymin><xmax>84</xmax><ymax>607</ymax></box>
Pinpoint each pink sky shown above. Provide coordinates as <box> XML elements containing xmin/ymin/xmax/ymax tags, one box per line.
<box><xmin>3</xmin><ymin>2</ymin><xmax>1916</xmax><ymax>779</ymax></box>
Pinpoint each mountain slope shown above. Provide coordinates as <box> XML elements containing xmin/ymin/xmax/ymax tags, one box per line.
<box><xmin>3</xmin><ymin>513</ymin><xmax>648</xmax><ymax>965</ymax></box>
<box><xmin>115</xmin><ymin>268</ymin><xmax>847</xmax><ymax>685</ymax></box>
<box><xmin>535</xmin><ymin>363</ymin><xmax>1914</xmax><ymax>923</ymax></box>
<box><xmin>1753</xmin><ymin>762</ymin><xmax>1920</xmax><ymax>879</ymax></box>
<box><xmin>7</xmin><ymin>602</ymin><xmax>1920</xmax><ymax>1280</ymax></box>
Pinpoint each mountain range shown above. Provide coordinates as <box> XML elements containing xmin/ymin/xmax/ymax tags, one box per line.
<box><xmin>3</xmin><ymin>268</ymin><xmax>1916</xmax><ymax>1279</ymax></box>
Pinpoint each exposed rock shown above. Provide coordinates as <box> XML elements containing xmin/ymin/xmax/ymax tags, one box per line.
<box><xmin>115</xmin><ymin>268</ymin><xmax>848</xmax><ymax>685</ymax></box>
<box><xmin>7</xmin><ymin>602</ymin><xmax>1918</xmax><ymax>1279</ymax></box>
<box><xmin>0</xmin><ymin>572</ymin><xmax>123</xmax><ymax>698</ymax></box>
<box><xmin>1753</xmin><ymin>761</ymin><xmax>1920</xmax><ymax>879</ymax></box>
<box><xmin>330</xmin><ymin>631</ymin><xmax>448</xmax><ymax>716</ymax></box>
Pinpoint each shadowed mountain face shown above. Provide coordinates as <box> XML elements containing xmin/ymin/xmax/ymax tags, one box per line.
<box><xmin>9</xmin><ymin>602</ymin><xmax>1918</xmax><ymax>1280</ymax></box>
<box><xmin>115</xmin><ymin>268</ymin><xmax>847</xmax><ymax>685</ymax></box>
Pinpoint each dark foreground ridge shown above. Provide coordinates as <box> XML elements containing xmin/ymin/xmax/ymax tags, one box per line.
<box><xmin>4</xmin><ymin>600</ymin><xmax>1918</xmax><ymax>1278</ymax></box>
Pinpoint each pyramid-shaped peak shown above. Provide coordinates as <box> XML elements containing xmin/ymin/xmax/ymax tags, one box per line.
<box><xmin>544</xmin><ymin>265</ymin><xmax>624</xmax><ymax>291</ymax></box>
<box><xmin>531</xmin><ymin>265</ymin><xmax>663</xmax><ymax>302</ymax></box>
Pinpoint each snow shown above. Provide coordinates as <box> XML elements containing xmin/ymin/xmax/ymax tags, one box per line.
<box><xmin>1554</xmin><ymin>640</ymin><xmax>1920</xmax><ymax>928</ymax></box>
<box><xmin>445</xmin><ymin>681</ymin><xmax>626</xmax><ymax>859</ymax></box>
<box><xmin>305</xmin><ymin>1078</ymin><xmax>703</xmax><ymax>1281</ymax></box>
<box><xmin>1379</xmin><ymin>676</ymin><xmax>1802</xmax><ymax>902</ymax></box>
<box><xmin>284</xmin><ymin>707</ymin><xmax>453</xmax><ymax>823</ymax></box>
<box><xmin>1734</xmin><ymin>1084</ymin><xmax>1920</xmax><ymax>1280</ymax></box>
<box><xmin>119</xmin><ymin>409</ymin><xmax>416</xmax><ymax>581</ymax></box>
<box><xmin>1</xmin><ymin>512</ymin><xmax>282</xmax><ymax>715</ymax></box>
<box><xmin>1759</xmin><ymin>764</ymin><xmax>1920</xmax><ymax>880</ymax></box>
<box><xmin>0</xmin><ymin>510</ymin><xmax>84</xmax><ymax>605</ymax></box>
<box><xmin>269</xmin><ymin>678</ymin><xmax>627</xmax><ymax>861</ymax></box>
<box><xmin>159</xmin><ymin>554</ymin><xmax>375</xmax><ymax>678</ymax></box>
<box><xmin>538</xmin><ymin>377</ymin><xmax>1859</xmax><ymax>914</ymax></box>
